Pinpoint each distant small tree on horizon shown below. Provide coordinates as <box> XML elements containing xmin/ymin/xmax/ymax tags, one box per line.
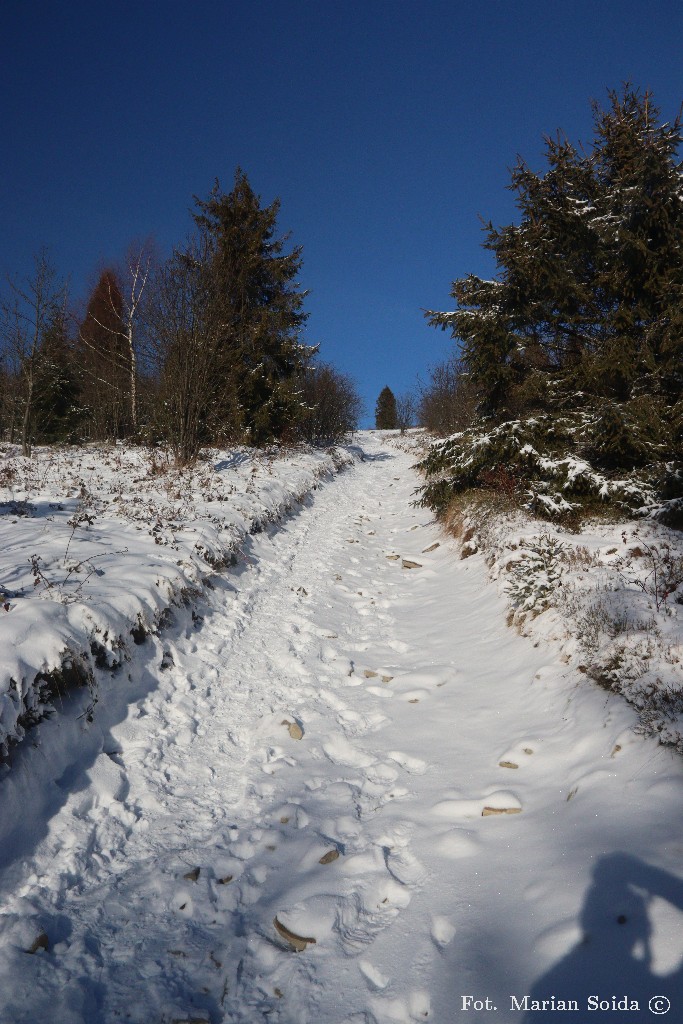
<box><xmin>375</xmin><ymin>386</ymin><xmax>397</xmax><ymax>429</ymax></box>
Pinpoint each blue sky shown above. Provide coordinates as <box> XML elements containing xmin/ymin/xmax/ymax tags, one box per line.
<box><xmin>3</xmin><ymin>1</ymin><xmax>683</xmax><ymax>424</ymax></box>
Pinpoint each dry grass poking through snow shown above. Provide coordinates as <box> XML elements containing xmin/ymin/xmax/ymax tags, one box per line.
<box><xmin>0</xmin><ymin>441</ymin><xmax>353</xmax><ymax>760</ymax></box>
<box><xmin>440</xmin><ymin>491</ymin><xmax>683</xmax><ymax>752</ymax></box>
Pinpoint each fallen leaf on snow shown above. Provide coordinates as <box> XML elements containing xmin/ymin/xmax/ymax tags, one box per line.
<box><xmin>482</xmin><ymin>806</ymin><xmax>522</xmax><ymax>816</ymax></box>
<box><xmin>26</xmin><ymin>932</ymin><xmax>49</xmax><ymax>954</ymax></box>
<box><xmin>273</xmin><ymin>916</ymin><xmax>317</xmax><ymax>952</ymax></box>
<box><xmin>282</xmin><ymin>719</ymin><xmax>303</xmax><ymax>740</ymax></box>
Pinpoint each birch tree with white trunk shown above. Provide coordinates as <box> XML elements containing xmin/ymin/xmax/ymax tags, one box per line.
<box><xmin>77</xmin><ymin>241</ymin><xmax>153</xmax><ymax>437</ymax></box>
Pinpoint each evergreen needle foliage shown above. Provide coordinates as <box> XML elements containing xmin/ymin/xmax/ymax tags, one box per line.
<box><xmin>0</xmin><ymin>168</ymin><xmax>359</xmax><ymax>459</ymax></box>
<box><xmin>193</xmin><ymin>168</ymin><xmax>313</xmax><ymax>446</ymax></box>
<box><xmin>375</xmin><ymin>386</ymin><xmax>398</xmax><ymax>429</ymax></box>
<box><xmin>422</xmin><ymin>87</ymin><xmax>683</xmax><ymax>526</ymax></box>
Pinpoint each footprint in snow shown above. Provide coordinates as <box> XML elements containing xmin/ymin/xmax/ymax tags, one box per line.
<box><xmin>365</xmin><ymin>685</ymin><xmax>393</xmax><ymax>700</ymax></box>
<box><xmin>334</xmin><ymin>878</ymin><xmax>411</xmax><ymax>954</ymax></box>
<box><xmin>261</xmin><ymin>745</ymin><xmax>297</xmax><ymax>775</ymax></box>
<box><xmin>88</xmin><ymin>752</ymin><xmax>129</xmax><ymax>804</ymax></box>
<box><xmin>433</xmin><ymin>828</ymin><xmax>480</xmax><ymax>859</ymax></box>
<box><xmin>293</xmin><ymin>807</ymin><xmax>310</xmax><ymax>828</ymax></box>
<box><xmin>337</xmin><ymin>708</ymin><xmax>389</xmax><ymax>737</ymax></box>
<box><xmin>359</xmin><ymin>960</ymin><xmax>390</xmax><ymax>991</ymax></box>
<box><xmin>430</xmin><ymin>915</ymin><xmax>456</xmax><ymax>948</ymax></box>
<box><xmin>357</xmin><ymin>778</ymin><xmax>410</xmax><ymax>813</ymax></box>
<box><xmin>431</xmin><ymin>791</ymin><xmax>522</xmax><ymax>819</ymax></box>
<box><xmin>370</xmin><ymin>990</ymin><xmax>431</xmax><ymax>1022</ymax></box>
<box><xmin>400</xmin><ymin>689</ymin><xmax>429</xmax><ymax>703</ymax></box>
<box><xmin>366</xmin><ymin>762</ymin><xmax>399</xmax><ymax>785</ymax></box>
<box><xmin>322</xmin><ymin>736</ymin><xmax>376</xmax><ymax>769</ymax></box>
<box><xmin>387</xmin><ymin>639</ymin><xmax>410</xmax><ymax>654</ymax></box>
<box><xmin>339</xmin><ymin>848</ymin><xmax>386</xmax><ymax>877</ymax></box>
<box><xmin>383</xmin><ymin>846</ymin><xmax>426</xmax><ymax>886</ymax></box>
<box><xmin>386</xmin><ymin>750</ymin><xmax>427</xmax><ymax>775</ymax></box>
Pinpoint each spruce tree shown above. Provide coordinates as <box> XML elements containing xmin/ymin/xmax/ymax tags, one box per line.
<box><xmin>33</xmin><ymin>307</ymin><xmax>81</xmax><ymax>442</ymax></box>
<box><xmin>426</xmin><ymin>87</ymin><xmax>683</xmax><ymax>427</ymax></box>
<box><xmin>375</xmin><ymin>386</ymin><xmax>397</xmax><ymax>429</ymax></box>
<box><xmin>193</xmin><ymin>168</ymin><xmax>312</xmax><ymax>444</ymax></box>
<box><xmin>589</xmin><ymin>89</ymin><xmax>683</xmax><ymax>403</ymax></box>
<box><xmin>422</xmin><ymin>87</ymin><xmax>683</xmax><ymax>519</ymax></box>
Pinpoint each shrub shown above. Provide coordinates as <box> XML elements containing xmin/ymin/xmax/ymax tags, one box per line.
<box><xmin>298</xmin><ymin>363</ymin><xmax>363</xmax><ymax>443</ymax></box>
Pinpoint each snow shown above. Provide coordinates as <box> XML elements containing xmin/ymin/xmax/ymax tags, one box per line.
<box><xmin>0</xmin><ymin>441</ymin><xmax>352</xmax><ymax>756</ymax></box>
<box><xmin>0</xmin><ymin>432</ymin><xmax>682</xmax><ymax>1023</ymax></box>
<box><xmin>460</xmin><ymin>501</ymin><xmax>683</xmax><ymax>752</ymax></box>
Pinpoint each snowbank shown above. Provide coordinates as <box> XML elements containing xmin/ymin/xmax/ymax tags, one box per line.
<box><xmin>0</xmin><ymin>442</ymin><xmax>353</xmax><ymax>758</ymax></box>
<box><xmin>443</xmin><ymin>497</ymin><xmax>683</xmax><ymax>751</ymax></box>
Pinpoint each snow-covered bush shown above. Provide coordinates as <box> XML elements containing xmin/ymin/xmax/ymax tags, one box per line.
<box><xmin>437</xmin><ymin>488</ymin><xmax>683</xmax><ymax>752</ymax></box>
<box><xmin>504</xmin><ymin>533</ymin><xmax>565</xmax><ymax>614</ymax></box>
<box><xmin>613</xmin><ymin>540</ymin><xmax>683</xmax><ymax>613</ymax></box>
<box><xmin>417</xmin><ymin>410</ymin><xmax>670</xmax><ymax>523</ymax></box>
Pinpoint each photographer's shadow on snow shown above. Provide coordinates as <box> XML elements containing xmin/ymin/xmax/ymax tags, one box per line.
<box><xmin>522</xmin><ymin>852</ymin><xmax>683</xmax><ymax>1021</ymax></box>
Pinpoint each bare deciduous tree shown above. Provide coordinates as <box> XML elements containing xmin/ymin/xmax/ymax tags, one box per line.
<box><xmin>0</xmin><ymin>251</ymin><xmax>67</xmax><ymax>455</ymax></box>
<box><xmin>119</xmin><ymin>241</ymin><xmax>153</xmax><ymax>433</ymax></box>
<box><xmin>298</xmin><ymin>363</ymin><xmax>364</xmax><ymax>443</ymax></box>
<box><xmin>76</xmin><ymin>242</ymin><xmax>153</xmax><ymax>438</ymax></box>
<box><xmin>145</xmin><ymin>238</ymin><xmax>224</xmax><ymax>463</ymax></box>
<box><xmin>395</xmin><ymin>391</ymin><xmax>416</xmax><ymax>434</ymax></box>
<box><xmin>418</xmin><ymin>355</ymin><xmax>476</xmax><ymax>435</ymax></box>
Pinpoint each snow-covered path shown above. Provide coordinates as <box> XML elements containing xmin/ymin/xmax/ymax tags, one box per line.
<box><xmin>1</xmin><ymin>433</ymin><xmax>683</xmax><ymax>1024</ymax></box>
